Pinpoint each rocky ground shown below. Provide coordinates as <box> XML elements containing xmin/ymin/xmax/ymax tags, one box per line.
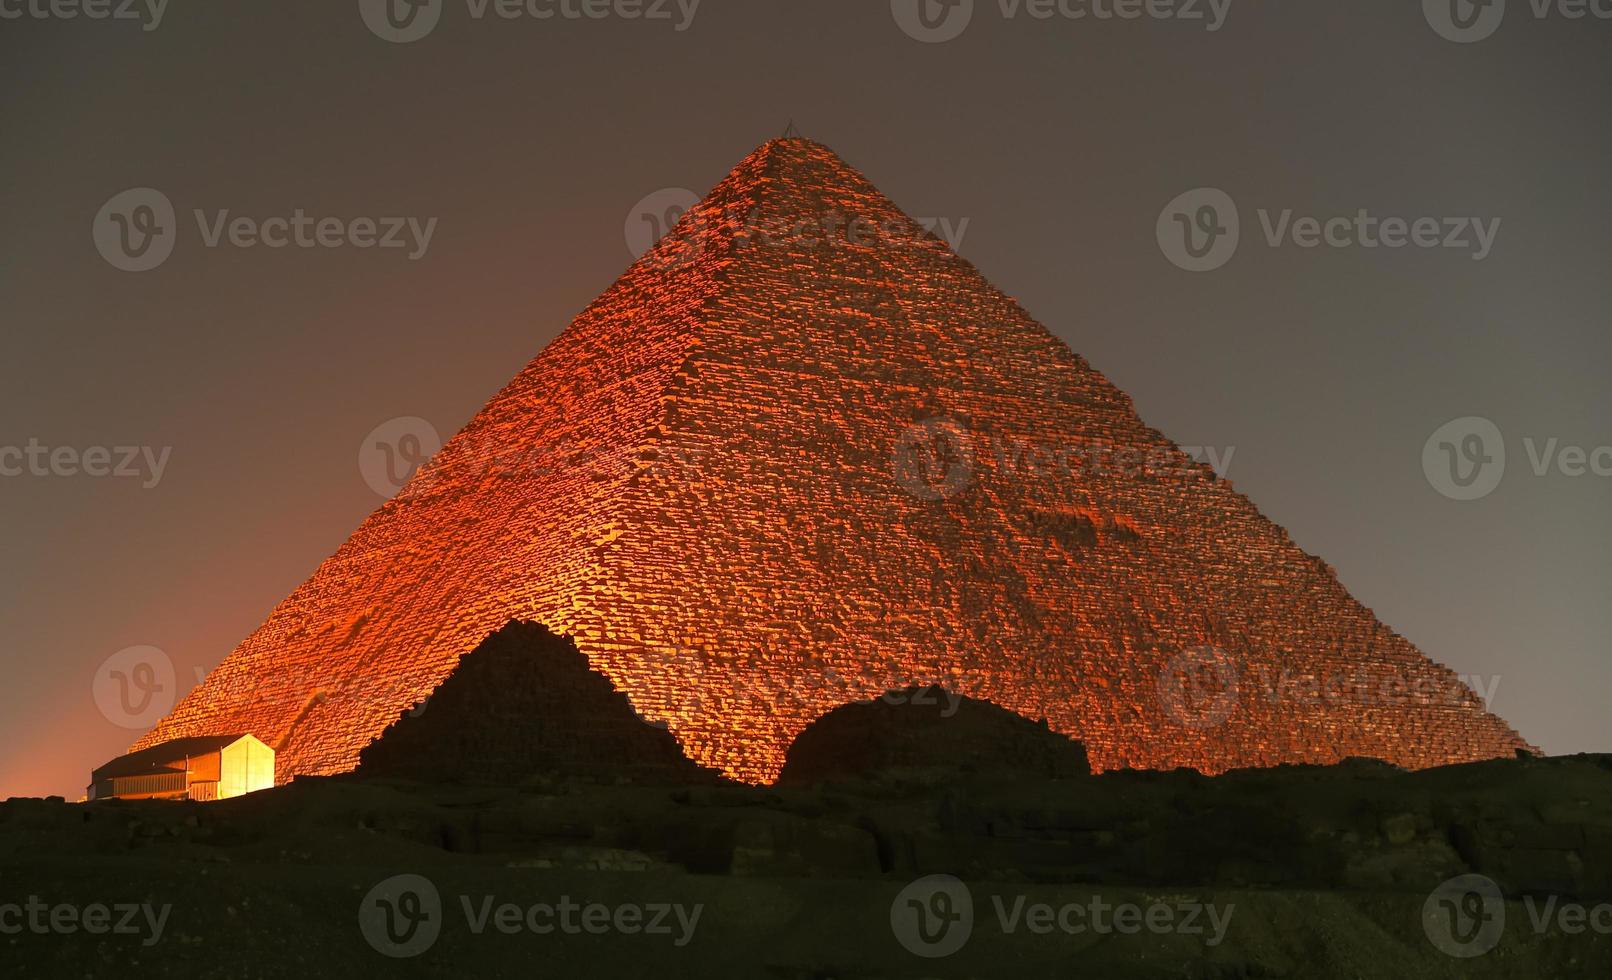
<box><xmin>3</xmin><ymin>753</ymin><xmax>1610</xmax><ymax>978</ymax></box>
<box><xmin>6</xmin><ymin>630</ymin><xmax>1607</xmax><ymax>977</ymax></box>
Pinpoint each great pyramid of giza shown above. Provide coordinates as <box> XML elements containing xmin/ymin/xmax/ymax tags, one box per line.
<box><xmin>133</xmin><ymin>138</ymin><xmax>1531</xmax><ymax>784</ymax></box>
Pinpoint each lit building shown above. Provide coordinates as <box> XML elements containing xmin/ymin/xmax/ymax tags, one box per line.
<box><xmin>88</xmin><ymin>734</ymin><xmax>274</xmax><ymax>802</ymax></box>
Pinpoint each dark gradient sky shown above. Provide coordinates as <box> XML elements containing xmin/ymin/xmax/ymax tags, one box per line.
<box><xmin>2</xmin><ymin>1</ymin><xmax>1608</xmax><ymax>798</ymax></box>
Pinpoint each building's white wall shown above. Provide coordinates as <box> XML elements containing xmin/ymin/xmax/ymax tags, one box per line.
<box><xmin>219</xmin><ymin>736</ymin><xmax>275</xmax><ymax>799</ymax></box>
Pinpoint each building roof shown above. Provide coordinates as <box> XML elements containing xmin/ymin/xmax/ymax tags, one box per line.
<box><xmin>91</xmin><ymin>735</ymin><xmax>256</xmax><ymax>782</ymax></box>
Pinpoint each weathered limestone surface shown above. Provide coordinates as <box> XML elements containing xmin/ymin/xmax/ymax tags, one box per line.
<box><xmin>134</xmin><ymin>139</ymin><xmax>1531</xmax><ymax>784</ymax></box>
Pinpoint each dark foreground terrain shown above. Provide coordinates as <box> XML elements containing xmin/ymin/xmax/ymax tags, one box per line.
<box><xmin>3</xmin><ymin>752</ymin><xmax>1610</xmax><ymax>978</ymax></box>
<box><xmin>10</xmin><ymin>630</ymin><xmax>1609</xmax><ymax>977</ymax></box>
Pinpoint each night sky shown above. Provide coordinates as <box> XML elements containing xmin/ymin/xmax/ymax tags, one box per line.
<box><xmin>3</xmin><ymin>0</ymin><xmax>1609</xmax><ymax>798</ymax></box>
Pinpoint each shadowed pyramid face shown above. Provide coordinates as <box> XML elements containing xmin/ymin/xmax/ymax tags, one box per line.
<box><xmin>133</xmin><ymin>139</ymin><xmax>1531</xmax><ymax>784</ymax></box>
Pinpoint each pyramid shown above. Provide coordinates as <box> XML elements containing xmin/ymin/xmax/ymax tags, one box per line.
<box><xmin>133</xmin><ymin>138</ymin><xmax>1531</xmax><ymax>785</ymax></box>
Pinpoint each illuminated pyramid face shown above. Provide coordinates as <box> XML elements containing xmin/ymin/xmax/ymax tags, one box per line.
<box><xmin>134</xmin><ymin>139</ymin><xmax>1531</xmax><ymax>784</ymax></box>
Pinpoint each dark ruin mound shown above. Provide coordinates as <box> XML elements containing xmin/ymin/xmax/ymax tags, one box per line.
<box><xmin>777</xmin><ymin>685</ymin><xmax>1091</xmax><ymax>787</ymax></box>
<box><xmin>356</xmin><ymin>621</ymin><xmax>725</xmax><ymax>786</ymax></box>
